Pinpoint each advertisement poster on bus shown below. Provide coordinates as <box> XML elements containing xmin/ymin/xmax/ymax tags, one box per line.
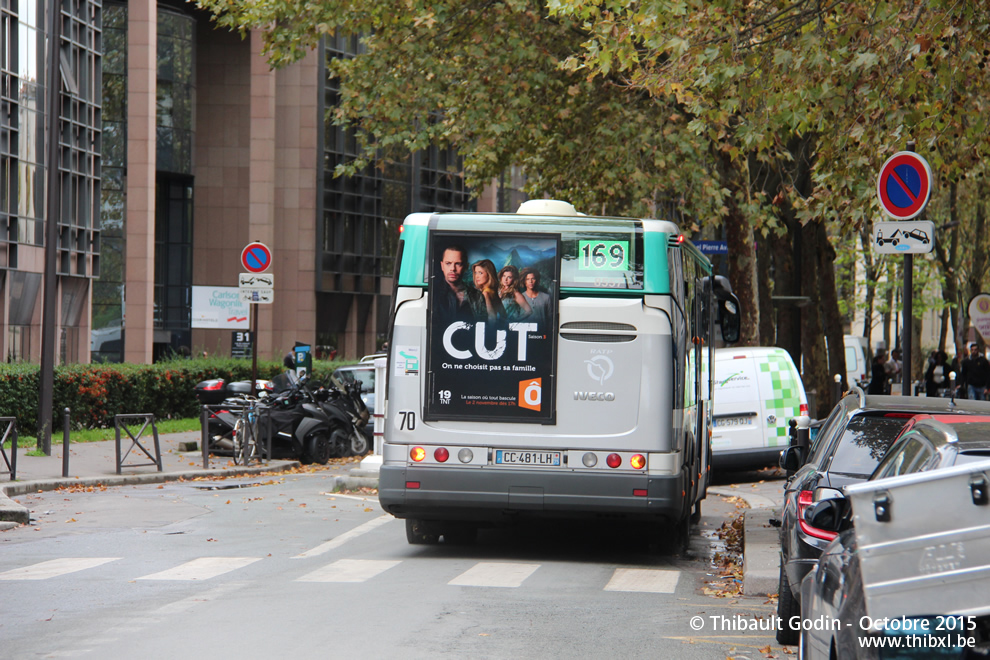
<box><xmin>425</xmin><ymin>231</ymin><xmax>560</xmax><ymax>424</ymax></box>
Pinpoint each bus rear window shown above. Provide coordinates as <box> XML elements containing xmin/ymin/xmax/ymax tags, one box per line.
<box><xmin>560</xmin><ymin>231</ymin><xmax>644</xmax><ymax>290</ymax></box>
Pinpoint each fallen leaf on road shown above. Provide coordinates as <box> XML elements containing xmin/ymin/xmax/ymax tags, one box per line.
<box><xmin>65</xmin><ymin>518</ymin><xmax>77</xmax><ymax>523</ymax></box>
<box><xmin>207</xmin><ymin>538</ymin><xmax>218</xmax><ymax>542</ymax></box>
<box><xmin>225</xmin><ymin>500</ymin><xmax>231</xmax><ymax>504</ymax></box>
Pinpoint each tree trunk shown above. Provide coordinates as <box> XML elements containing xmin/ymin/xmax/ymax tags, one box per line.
<box><xmin>757</xmin><ymin>230</ymin><xmax>775</xmax><ymax>345</ymax></box>
<box><xmin>801</xmin><ymin>221</ymin><xmax>829</xmax><ymax>415</ymax></box>
<box><xmin>816</xmin><ymin>220</ymin><xmax>846</xmax><ymax>403</ymax></box>
<box><xmin>859</xmin><ymin>225</ymin><xmax>879</xmax><ymax>346</ymax></box>
<box><xmin>721</xmin><ymin>154</ymin><xmax>759</xmax><ymax>347</ymax></box>
<box><xmin>773</xmin><ymin>221</ymin><xmax>801</xmax><ymax>361</ymax></box>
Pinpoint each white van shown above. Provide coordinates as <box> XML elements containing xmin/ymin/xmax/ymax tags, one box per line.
<box><xmin>712</xmin><ymin>347</ymin><xmax>808</xmax><ymax>469</ymax></box>
<box><xmin>843</xmin><ymin>335</ymin><xmax>870</xmax><ymax>389</ymax></box>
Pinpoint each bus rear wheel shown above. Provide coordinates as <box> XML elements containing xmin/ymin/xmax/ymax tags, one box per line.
<box><xmin>405</xmin><ymin>519</ymin><xmax>440</xmax><ymax>545</ymax></box>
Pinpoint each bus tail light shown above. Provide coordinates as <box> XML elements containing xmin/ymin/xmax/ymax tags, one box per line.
<box><xmin>630</xmin><ymin>454</ymin><xmax>646</xmax><ymax>470</ymax></box>
<box><xmin>410</xmin><ymin>447</ymin><xmax>426</xmax><ymax>462</ymax></box>
<box><xmin>633</xmin><ymin>489</ymin><xmax>648</xmax><ymax>497</ymax></box>
<box><xmin>406</xmin><ymin>481</ymin><xmax>420</xmax><ymax>489</ymax></box>
<box><xmin>799</xmin><ymin>403</ymin><xmax>809</xmax><ymax>416</ymax></box>
<box><xmin>434</xmin><ymin>447</ymin><xmax>449</xmax><ymax>462</ymax></box>
<box><xmin>606</xmin><ymin>453</ymin><xmax>622</xmax><ymax>468</ymax></box>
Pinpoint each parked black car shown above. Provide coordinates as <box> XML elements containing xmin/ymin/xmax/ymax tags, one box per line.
<box><xmin>797</xmin><ymin>417</ymin><xmax>990</xmax><ymax>658</ymax></box>
<box><xmin>774</xmin><ymin>391</ymin><xmax>990</xmax><ymax>644</ymax></box>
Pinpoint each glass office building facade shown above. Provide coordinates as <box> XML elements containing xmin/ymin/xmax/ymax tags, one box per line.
<box><xmin>0</xmin><ymin>0</ymin><xmax>101</xmax><ymax>363</ymax></box>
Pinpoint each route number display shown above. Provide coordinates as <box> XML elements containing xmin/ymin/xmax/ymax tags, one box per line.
<box><xmin>579</xmin><ymin>240</ymin><xmax>628</xmax><ymax>271</ymax></box>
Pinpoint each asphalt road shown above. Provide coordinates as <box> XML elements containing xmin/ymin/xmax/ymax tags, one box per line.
<box><xmin>0</xmin><ymin>470</ymin><xmax>792</xmax><ymax>659</ymax></box>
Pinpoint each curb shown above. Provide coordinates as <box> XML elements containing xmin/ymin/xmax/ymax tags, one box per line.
<box><xmin>0</xmin><ymin>463</ymin><xmax>380</xmax><ymax>526</ymax></box>
<box><xmin>708</xmin><ymin>486</ymin><xmax>780</xmax><ymax>597</ymax></box>
<box><xmin>741</xmin><ymin>508</ymin><xmax>780</xmax><ymax>596</ymax></box>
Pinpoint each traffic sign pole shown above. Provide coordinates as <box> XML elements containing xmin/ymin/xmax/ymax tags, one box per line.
<box><xmin>902</xmin><ymin>142</ymin><xmax>918</xmax><ymax>396</ymax></box>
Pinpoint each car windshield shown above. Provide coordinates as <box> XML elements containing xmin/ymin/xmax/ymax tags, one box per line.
<box><xmin>826</xmin><ymin>414</ymin><xmax>912</xmax><ymax>476</ymax></box>
<box><xmin>333</xmin><ymin>368</ymin><xmax>375</xmax><ymax>392</ymax></box>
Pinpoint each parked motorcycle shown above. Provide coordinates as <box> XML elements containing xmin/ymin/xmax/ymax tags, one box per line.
<box><xmin>194</xmin><ymin>377</ymin><xmax>273</xmax><ymax>405</ymax></box>
<box><xmin>314</xmin><ymin>378</ymin><xmax>371</xmax><ymax>456</ymax></box>
<box><xmin>264</xmin><ymin>372</ymin><xmax>334</xmax><ymax>464</ymax></box>
<box><xmin>202</xmin><ymin>372</ymin><xmax>332</xmax><ymax>465</ymax></box>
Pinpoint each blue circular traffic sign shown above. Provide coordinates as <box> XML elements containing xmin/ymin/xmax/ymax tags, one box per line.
<box><xmin>241</xmin><ymin>242</ymin><xmax>272</xmax><ymax>273</ymax></box>
<box><xmin>877</xmin><ymin>152</ymin><xmax>932</xmax><ymax>220</ymax></box>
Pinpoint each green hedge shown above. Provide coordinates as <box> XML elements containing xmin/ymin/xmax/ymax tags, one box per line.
<box><xmin>0</xmin><ymin>357</ymin><xmax>351</xmax><ymax>435</ymax></box>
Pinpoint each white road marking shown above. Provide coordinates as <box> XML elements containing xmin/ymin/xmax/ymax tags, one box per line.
<box><xmin>0</xmin><ymin>558</ymin><xmax>120</xmax><ymax>580</ymax></box>
<box><xmin>448</xmin><ymin>562</ymin><xmax>540</xmax><ymax>588</ymax></box>
<box><xmin>296</xmin><ymin>558</ymin><xmax>401</xmax><ymax>583</ymax></box>
<box><xmin>603</xmin><ymin>568</ymin><xmax>680</xmax><ymax>593</ymax></box>
<box><xmin>136</xmin><ymin>557</ymin><xmax>261</xmax><ymax>581</ymax></box>
<box><xmin>292</xmin><ymin>514</ymin><xmax>395</xmax><ymax>558</ymax></box>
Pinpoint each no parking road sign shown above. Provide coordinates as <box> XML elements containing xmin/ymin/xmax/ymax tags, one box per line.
<box><xmin>877</xmin><ymin>152</ymin><xmax>932</xmax><ymax>220</ymax></box>
<box><xmin>240</xmin><ymin>242</ymin><xmax>273</xmax><ymax>273</ymax></box>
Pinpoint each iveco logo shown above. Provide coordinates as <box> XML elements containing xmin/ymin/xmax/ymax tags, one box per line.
<box><xmin>574</xmin><ymin>392</ymin><xmax>616</xmax><ymax>401</ymax></box>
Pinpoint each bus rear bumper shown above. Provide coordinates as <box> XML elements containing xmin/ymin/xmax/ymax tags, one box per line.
<box><xmin>379</xmin><ymin>464</ymin><xmax>688</xmax><ymax>523</ymax></box>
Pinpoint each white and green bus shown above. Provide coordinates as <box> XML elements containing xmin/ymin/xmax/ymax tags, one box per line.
<box><xmin>379</xmin><ymin>200</ymin><xmax>740</xmax><ymax>546</ymax></box>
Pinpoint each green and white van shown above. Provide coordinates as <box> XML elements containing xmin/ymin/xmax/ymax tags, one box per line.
<box><xmin>711</xmin><ymin>346</ymin><xmax>808</xmax><ymax>470</ymax></box>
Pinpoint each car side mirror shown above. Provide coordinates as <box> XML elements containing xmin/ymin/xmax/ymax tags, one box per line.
<box><xmin>779</xmin><ymin>446</ymin><xmax>807</xmax><ymax>471</ymax></box>
<box><xmin>804</xmin><ymin>497</ymin><xmax>851</xmax><ymax>533</ymax></box>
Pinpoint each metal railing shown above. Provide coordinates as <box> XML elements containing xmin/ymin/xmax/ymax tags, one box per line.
<box><xmin>0</xmin><ymin>417</ymin><xmax>17</xmax><ymax>481</ymax></box>
<box><xmin>114</xmin><ymin>414</ymin><xmax>162</xmax><ymax>474</ymax></box>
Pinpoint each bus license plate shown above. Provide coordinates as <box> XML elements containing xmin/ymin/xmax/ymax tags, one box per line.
<box><xmin>495</xmin><ymin>450</ymin><xmax>561</xmax><ymax>466</ymax></box>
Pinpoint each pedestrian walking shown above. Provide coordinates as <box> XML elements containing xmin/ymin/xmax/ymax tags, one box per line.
<box><xmin>961</xmin><ymin>343</ymin><xmax>990</xmax><ymax>401</ymax></box>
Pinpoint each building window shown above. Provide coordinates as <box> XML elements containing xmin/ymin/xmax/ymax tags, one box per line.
<box><xmin>156</xmin><ymin>6</ymin><xmax>194</xmax><ymax>175</ymax></box>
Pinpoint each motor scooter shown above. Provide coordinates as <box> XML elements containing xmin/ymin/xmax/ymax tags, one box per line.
<box><xmin>313</xmin><ymin>380</ymin><xmax>372</xmax><ymax>456</ymax></box>
<box><xmin>259</xmin><ymin>372</ymin><xmax>334</xmax><ymax>464</ymax></box>
<box><xmin>194</xmin><ymin>377</ymin><xmax>273</xmax><ymax>405</ymax></box>
<box><xmin>203</xmin><ymin>372</ymin><xmax>333</xmax><ymax>464</ymax></box>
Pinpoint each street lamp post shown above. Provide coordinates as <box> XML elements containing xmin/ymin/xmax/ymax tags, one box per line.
<box><xmin>37</xmin><ymin>0</ymin><xmax>62</xmax><ymax>454</ymax></box>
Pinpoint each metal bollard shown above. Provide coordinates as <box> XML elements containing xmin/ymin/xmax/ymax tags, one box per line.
<box><xmin>797</xmin><ymin>416</ymin><xmax>811</xmax><ymax>454</ymax></box>
<box><xmin>833</xmin><ymin>374</ymin><xmax>842</xmax><ymax>404</ymax></box>
<box><xmin>62</xmin><ymin>408</ymin><xmax>71</xmax><ymax>477</ymax></box>
<box><xmin>201</xmin><ymin>405</ymin><xmax>210</xmax><ymax>469</ymax></box>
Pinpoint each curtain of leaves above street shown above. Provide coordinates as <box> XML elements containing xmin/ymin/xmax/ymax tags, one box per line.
<box><xmin>196</xmin><ymin>0</ymin><xmax>990</xmax><ymax>410</ymax></box>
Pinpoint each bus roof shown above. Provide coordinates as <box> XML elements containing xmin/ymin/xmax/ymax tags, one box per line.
<box><xmin>397</xmin><ymin>210</ymin><xmax>710</xmax><ymax>292</ymax></box>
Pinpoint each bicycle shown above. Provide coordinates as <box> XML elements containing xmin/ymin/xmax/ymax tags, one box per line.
<box><xmin>231</xmin><ymin>396</ymin><xmax>267</xmax><ymax>466</ymax></box>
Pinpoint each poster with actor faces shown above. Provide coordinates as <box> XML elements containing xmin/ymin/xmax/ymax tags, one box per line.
<box><xmin>425</xmin><ymin>231</ymin><xmax>560</xmax><ymax>424</ymax></box>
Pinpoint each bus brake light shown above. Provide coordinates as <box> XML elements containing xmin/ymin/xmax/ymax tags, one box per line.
<box><xmin>410</xmin><ymin>447</ymin><xmax>426</xmax><ymax>462</ymax></box>
<box><xmin>606</xmin><ymin>453</ymin><xmax>622</xmax><ymax>468</ymax></box>
<box><xmin>434</xmin><ymin>447</ymin><xmax>450</xmax><ymax>462</ymax></box>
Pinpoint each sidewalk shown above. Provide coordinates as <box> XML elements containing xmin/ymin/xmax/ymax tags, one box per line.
<box><xmin>0</xmin><ymin>430</ymin><xmax>378</xmax><ymax>526</ymax></box>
